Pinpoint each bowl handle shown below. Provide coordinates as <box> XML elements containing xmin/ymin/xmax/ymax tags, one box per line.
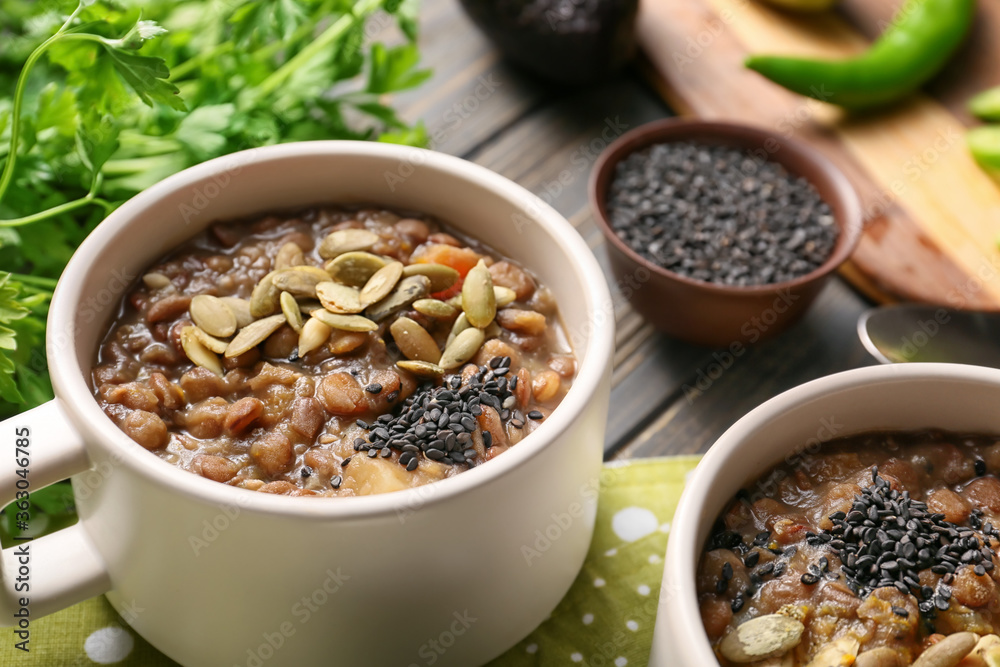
<box><xmin>0</xmin><ymin>400</ymin><xmax>111</xmax><ymax>626</ymax></box>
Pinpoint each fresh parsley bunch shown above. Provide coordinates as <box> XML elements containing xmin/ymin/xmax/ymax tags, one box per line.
<box><xmin>0</xmin><ymin>0</ymin><xmax>431</xmax><ymax>419</ymax></box>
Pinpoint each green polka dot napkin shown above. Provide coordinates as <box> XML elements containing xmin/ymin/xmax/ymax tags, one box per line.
<box><xmin>1</xmin><ymin>457</ymin><xmax>699</xmax><ymax>666</ymax></box>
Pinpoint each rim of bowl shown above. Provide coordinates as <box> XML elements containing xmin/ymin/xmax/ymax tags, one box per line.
<box><xmin>49</xmin><ymin>141</ymin><xmax>615</xmax><ymax>520</ymax></box>
<box><xmin>588</xmin><ymin>118</ymin><xmax>864</xmax><ymax>295</ymax></box>
<box><xmin>664</xmin><ymin>362</ymin><xmax>1000</xmax><ymax>664</ymax></box>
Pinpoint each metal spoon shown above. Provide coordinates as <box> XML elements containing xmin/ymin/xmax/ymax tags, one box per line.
<box><xmin>858</xmin><ymin>304</ymin><xmax>1000</xmax><ymax>369</ymax></box>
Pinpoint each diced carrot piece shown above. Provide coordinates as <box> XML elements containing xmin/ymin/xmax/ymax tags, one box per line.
<box><xmin>432</xmin><ymin>279</ymin><xmax>463</xmax><ymax>301</ymax></box>
<box><xmin>411</xmin><ymin>244</ymin><xmax>481</xmax><ymax>277</ymax></box>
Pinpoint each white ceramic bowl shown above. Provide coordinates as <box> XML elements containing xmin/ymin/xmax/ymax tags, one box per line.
<box><xmin>0</xmin><ymin>142</ymin><xmax>615</xmax><ymax>667</ymax></box>
<box><xmin>651</xmin><ymin>363</ymin><xmax>1000</xmax><ymax>665</ymax></box>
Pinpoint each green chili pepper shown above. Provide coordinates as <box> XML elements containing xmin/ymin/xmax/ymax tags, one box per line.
<box><xmin>968</xmin><ymin>126</ymin><xmax>1000</xmax><ymax>171</ymax></box>
<box><xmin>745</xmin><ymin>0</ymin><xmax>975</xmax><ymax>109</ymax></box>
<box><xmin>969</xmin><ymin>86</ymin><xmax>1000</xmax><ymax>122</ymax></box>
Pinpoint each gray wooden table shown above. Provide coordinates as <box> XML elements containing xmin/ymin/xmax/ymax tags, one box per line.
<box><xmin>394</xmin><ymin>0</ymin><xmax>877</xmax><ymax>460</ymax></box>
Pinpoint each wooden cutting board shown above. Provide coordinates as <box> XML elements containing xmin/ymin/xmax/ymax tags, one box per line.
<box><xmin>637</xmin><ymin>0</ymin><xmax>1000</xmax><ymax>308</ymax></box>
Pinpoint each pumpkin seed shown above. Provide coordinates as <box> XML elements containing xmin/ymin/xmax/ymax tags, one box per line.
<box><xmin>401</xmin><ymin>263</ymin><xmax>460</xmax><ymax>292</ymax></box>
<box><xmin>396</xmin><ymin>360</ymin><xmax>445</xmax><ymax>378</ymax></box>
<box><xmin>462</xmin><ymin>259</ymin><xmax>496</xmax><ymax>328</ymax></box>
<box><xmin>360</xmin><ymin>261</ymin><xmax>404</xmax><ymax>307</ymax></box>
<box><xmin>142</xmin><ymin>272</ymin><xmax>172</xmax><ymax>290</ymax></box>
<box><xmin>250</xmin><ymin>272</ymin><xmax>281</xmax><ymax>317</ymax></box>
<box><xmin>219</xmin><ymin>297</ymin><xmax>254</xmax><ymax>327</ymax></box>
<box><xmin>804</xmin><ymin>638</ymin><xmax>859</xmax><ymax>667</ymax></box>
<box><xmin>190</xmin><ymin>294</ymin><xmax>238</xmax><ymax>337</ymax></box>
<box><xmin>855</xmin><ymin>648</ymin><xmax>904</xmax><ymax>667</ymax></box>
<box><xmin>973</xmin><ymin>637</ymin><xmax>1000</xmax><ymax>664</ymax></box>
<box><xmin>318</xmin><ymin>228</ymin><xmax>380</xmax><ymax>259</ymax></box>
<box><xmin>298</xmin><ymin>317</ymin><xmax>332</xmax><ymax>356</ymax></box>
<box><xmin>484</xmin><ymin>321</ymin><xmax>502</xmax><ymax>340</ymax></box>
<box><xmin>181</xmin><ymin>326</ymin><xmax>223</xmax><ymax>376</ymax></box>
<box><xmin>449</xmin><ymin>286</ymin><xmax>515</xmax><ymax>311</ymax></box>
<box><xmin>280</xmin><ymin>291</ymin><xmax>304</xmax><ymax>333</ymax></box>
<box><xmin>296</xmin><ymin>298</ymin><xmax>322</xmax><ymax>313</ymax></box>
<box><xmin>274</xmin><ymin>241</ymin><xmax>306</xmax><ymax>270</ymax></box>
<box><xmin>324</xmin><ymin>252</ymin><xmax>387</xmax><ymax>287</ymax></box>
<box><xmin>390</xmin><ymin>317</ymin><xmax>440</xmax><ymax>363</ymax></box>
<box><xmin>413</xmin><ymin>299</ymin><xmax>457</xmax><ymax>318</ymax></box>
<box><xmin>225</xmin><ymin>314</ymin><xmax>287</xmax><ymax>358</ymax></box>
<box><xmin>316</xmin><ymin>281</ymin><xmax>364</xmax><ymax>314</ymax></box>
<box><xmin>272</xmin><ymin>266</ymin><xmax>331</xmax><ymax>297</ymax></box>
<box><xmin>310</xmin><ymin>309</ymin><xmax>378</xmax><ymax>332</ymax></box>
<box><xmin>365</xmin><ymin>275</ymin><xmax>430</xmax><ymax>322</ymax></box>
<box><xmin>912</xmin><ymin>633</ymin><xmax>979</xmax><ymax>667</ymax></box>
<box><xmin>446</xmin><ymin>312</ymin><xmax>470</xmax><ymax>348</ymax></box>
<box><xmin>494</xmin><ymin>285</ymin><xmax>517</xmax><ymax>308</ymax></box>
<box><xmin>438</xmin><ymin>327</ymin><xmax>485</xmax><ymax>370</ymax></box>
<box><xmin>719</xmin><ymin>614</ymin><xmax>804</xmax><ymax>663</ymax></box>
<box><xmin>189</xmin><ymin>326</ymin><xmax>229</xmax><ymax>354</ymax></box>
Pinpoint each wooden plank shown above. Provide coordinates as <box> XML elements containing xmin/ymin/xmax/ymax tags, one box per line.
<box><xmin>388</xmin><ymin>0</ymin><xmax>549</xmax><ymax>157</ymax></box>
<box><xmin>637</xmin><ymin>0</ymin><xmax>1000</xmax><ymax>309</ymax></box>
<box><xmin>610</xmin><ymin>278</ymin><xmax>874</xmax><ymax>458</ymax></box>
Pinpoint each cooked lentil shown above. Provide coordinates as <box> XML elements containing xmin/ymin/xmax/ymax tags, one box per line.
<box><xmin>92</xmin><ymin>206</ymin><xmax>574</xmax><ymax>497</ymax></box>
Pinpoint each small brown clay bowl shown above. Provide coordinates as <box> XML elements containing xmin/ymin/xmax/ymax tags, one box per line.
<box><xmin>589</xmin><ymin>119</ymin><xmax>863</xmax><ymax>347</ymax></box>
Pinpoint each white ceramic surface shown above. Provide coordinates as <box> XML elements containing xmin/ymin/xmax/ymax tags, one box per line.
<box><xmin>650</xmin><ymin>363</ymin><xmax>1000</xmax><ymax>665</ymax></box>
<box><xmin>0</xmin><ymin>142</ymin><xmax>615</xmax><ymax>667</ymax></box>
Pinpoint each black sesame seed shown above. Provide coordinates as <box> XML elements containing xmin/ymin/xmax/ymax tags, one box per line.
<box><xmin>366</xmin><ymin>383</ymin><xmax>383</xmax><ymax>394</ymax></box>
<box><xmin>712</xmin><ymin>531</ymin><xmax>743</xmax><ymax>550</ymax></box>
<box><xmin>744</xmin><ymin>552</ymin><xmax>760</xmax><ymax>568</ymax></box>
<box><xmin>731</xmin><ymin>595</ymin><xmax>745</xmax><ymax>613</ymax></box>
<box><xmin>528</xmin><ymin>410</ymin><xmax>544</xmax><ymax>420</ymax></box>
<box><xmin>891</xmin><ymin>606</ymin><xmax>909</xmax><ymax>618</ymax></box>
<box><xmin>800</xmin><ymin>573</ymin><xmax>819</xmax><ymax>586</ymax></box>
<box><xmin>353</xmin><ymin>366</ymin><xmax>527</xmax><ymax>472</ymax></box>
<box><xmin>605</xmin><ymin>141</ymin><xmax>838</xmax><ymax>286</ymax></box>
<box><xmin>331</xmin><ymin>475</ymin><xmax>342</xmax><ymax>489</ymax></box>
<box><xmin>976</xmin><ymin>459</ymin><xmax>987</xmax><ymax>476</ymax></box>
<box><xmin>406</xmin><ymin>457</ymin><xmax>418</xmax><ymax>472</ymax></box>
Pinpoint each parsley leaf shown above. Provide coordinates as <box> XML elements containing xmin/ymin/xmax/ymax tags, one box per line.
<box><xmin>101</xmin><ymin>47</ymin><xmax>185</xmax><ymax>110</ymax></box>
<box><xmin>0</xmin><ymin>273</ymin><xmax>33</xmax><ymax>405</ymax></box>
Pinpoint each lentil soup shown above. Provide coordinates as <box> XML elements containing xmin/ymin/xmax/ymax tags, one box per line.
<box><xmin>701</xmin><ymin>430</ymin><xmax>1000</xmax><ymax>665</ymax></box>
<box><xmin>91</xmin><ymin>206</ymin><xmax>576</xmax><ymax>497</ymax></box>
